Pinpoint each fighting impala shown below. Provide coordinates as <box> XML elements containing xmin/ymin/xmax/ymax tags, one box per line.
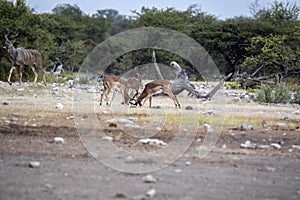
<box><xmin>131</xmin><ymin>79</ymin><xmax>181</xmax><ymax>108</ymax></box>
<box><xmin>98</xmin><ymin>69</ymin><xmax>143</xmax><ymax>106</ymax></box>
<box><xmin>4</xmin><ymin>30</ymin><xmax>47</xmax><ymax>86</ymax></box>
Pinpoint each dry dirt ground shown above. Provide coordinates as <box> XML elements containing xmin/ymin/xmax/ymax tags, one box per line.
<box><xmin>0</xmin><ymin>81</ymin><xmax>300</xmax><ymax>200</ymax></box>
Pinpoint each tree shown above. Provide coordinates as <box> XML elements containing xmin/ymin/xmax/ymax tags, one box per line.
<box><xmin>242</xmin><ymin>34</ymin><xmax>300</xmax><ymax>84</ymax></box>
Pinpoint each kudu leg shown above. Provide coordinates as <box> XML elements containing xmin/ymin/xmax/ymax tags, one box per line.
<box><xmin>19</xmin><ymin>65</ymin><xmax>23</xmax><ymax>85</ymax></box>
<box><xmin>42</xmin><ymin>68</ymin><xmax>47</xmax><ymax>86</ymax></box>
<box><xmin>7</xmin><ymin>66</ymin><xmax>16</xmax><ymax>85</ymax></box>
<box><xmin>31</xmin><ymin>66</ymin><xmax>38</xmax><ymax>85</ymax></box>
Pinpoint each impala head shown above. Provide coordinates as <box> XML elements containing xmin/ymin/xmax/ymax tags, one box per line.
<box><xmin>128</xmin><ymin>88</ymin><xmax>141</xmax><ymax>106</ymax></box>
<box><xmin>97</xmin><ymin>74</ymin><xmax>105</xmax><ymax>82</ymax></box>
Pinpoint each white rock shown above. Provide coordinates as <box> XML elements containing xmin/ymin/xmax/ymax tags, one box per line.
<box><xmin>105</xmin><ymin>118</ymin><xmax>134</xmax><ymax>124</ymax></box>
<box><xmin>146</xmin><ymin>189</ymin><xmax>156</xmax><ymax>198</ymax></box>
<box><xmin>11</xmin><ymin>117</ymin><xmax>18</xmax><ymax>122</ymax></box>
<box><xmin>174</xmin><ymin>169</ymin><xmax>182</xmax><ymax>173</ymax></box>
<box><xmin>124</xmin><ymin>124</ymin><xmax>140</xmax><ymax>129</ymax></box>
<box><xmin>258</xmin><ymin>144</ymin><xmax>271</xmax><ymax>149</ymax></box>
<box><xmin>239</xmin><ymin>124</ymin><xmax>254</xmax><ymax>131</ymax></box>
<box><xmin>185</xmin><ymin>161</ymin><xmax>191</xmax><ymax>166</ymax></box>
<box><xmin>102</xmin><ymin>136</ymin><xmax>113</xmax><ymax>141</ymax></box>
<box><xmin>16</xmin><ymin>88</ymin><xmax>25</xmax><ymax>92</ymax></box>
<box><xmin>55</xmin><ymin>103</ymin><xmax>64</xmax><ymax>110</ymax></box>
<box><xmin>66</xmin><ymin>116</ymin><xmax>74</xmax><ymax>120</ymax></box>
<box><xmin>142</xmin><ymin>175</ymin><xmax>157</xmax><ymax>183</ymax></box>
<box><xmin>270</xmin><ymin>143</ymin><xmax>281</xmax><ymax>149</ymax></box>
<box><xmin>291</xmin><ymin>110</ymin><xmax>300</xmax><ymax>115</ymax></box>
<box><xmin>292</xmin><ymin>145</ymin><xmax>300</xmax><ymax>150</ymax></box>
<box><xmin>52</xmin><ymin>87</ymin><xmax>60</xmax><ymax>91</ymax></box>
<box><xmin>29</xmin><ymin>161</ymin><xmax>40</xmax><ymax>168</ymax></box>
<box><xmin>276</xmin><ymin>123</ymin><xmax>286</xmax><ymax>128</ymax></box>
<box><xmin>156</xmin><ymin>127</ymin><xmax>162</xmax><ymax>131</ymax></box>
<box><xmin>203</xmin><ymin>124</ymin><xmax>214</xmax><ymax>133</ymax></box>
<box><xmin>240</xmin><ymin>140</ymin><xmax>256</xmax><ymax>149</ymax></box>
<box><xmin>138</xmin><ymin>138</ymin><xmax>167</xmax><ymax>146</ymax></box>
<box><xmin>54</xmin><ymin>137</ymin><xmax>64</xmax><ymax>144</ymax></box>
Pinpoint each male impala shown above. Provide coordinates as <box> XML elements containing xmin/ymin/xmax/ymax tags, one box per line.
<box><xmin>132</xmin><ymin>80</ymin><xmax>181</xmax><ymax>108</ymax></box>
<box><xmin>98</xmin><ymin>71</ymin><xmax>143</xmax><ymax>106</ymax></box>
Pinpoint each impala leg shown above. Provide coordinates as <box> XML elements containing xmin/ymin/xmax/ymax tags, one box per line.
<box><xmin>105</xmin><ymin>87</ymin><xmax>112</xmax><ymax>106</ymax></box>
<box><xmin>140</xmin><ymin>93</ymin><xmax>152</xmax><ymax>107</ymax></box>
<box><xmin>163</xmin><ymin>88</ymin><xmax>180</xmax><ymax>108</ymax></box>
<box><xmin>149</xmin><ymin>96</ymin><xmax>152</xmax><ymax>108</ymax></box>
<box><xmin>7</xmin><ymin>66</ymin><xmax>16</xmax><ymax>85</ymax></box>
<box><xmin>100</xmin><ymin>92</ymin><xmax>104</xmax><ymax>106</ymax></box>
<box><xmin>100</xmin><ymin>86</ymin><xmax>107</xmax><ymax>106</ymax></box>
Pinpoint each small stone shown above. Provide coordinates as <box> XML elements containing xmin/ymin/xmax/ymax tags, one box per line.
<box><xmin>2</xmin><ymin>102</ymin><xmax>10</xmax><ymax>105</ymax></box>
<box><xmin>131</xmin><ymin>194</ymin><xmax>146</xmax><ymax>200</ymax></box>
<box><xmin>44</xmin><ymin>183</ymin><xmax>53</xmax><ymax>189</ymax></box>
<box><xmin>146</xmin><ymin>189</ymin><xmax>156</xmax><ymax>198</ymax></box>
<box><xmin>142</xmin><ymin>175</ymin><xmax>157</xmax><ymax>183</ymax></box>
<box><xmin>138</xmin><ymin>138</ymin><xmax>167</xmax><ymax>146</ymax></box>
<box><xmin>283</xmin><ymin>116</ymin><xmax>290</xmax><ymax>121</ymax></box>
<box><xmin>106</xmin><ymin>118</ymin><xmax>134</xmax><ymax>124</ymax></box>
<box><xmin>240</xmin><ymin>140</ymin><xmax>256</xmax><ymax>149</ymax></box>
<box><xmin>291</xmin><ymin>110</ymin><xmax>300</xmax><ymax>115</ymax></box>
<box><xmin>265</xmin><ymin>166</ymin><xmax>276</xmax><ymax>172</ymax></box>
<box><xmin>55</xmin><ymin>103</ymin><xmax>64</xmax><ymax>110</ymax></box>
<box><xmin>270</xmin><ymin>143</ymin><xmax>281</xmax><ymax>149</ymax></box>
<box><xmin>203</xmin><ymin>124</ymin><xmax>214</xmax><ymax>133</ymax></box>
<box><xmin>258</xmin><ymin>144</ymin><xmax>271</xmax><ymax>149</ymax></box>
<box><xmin>156</xmin><ymin>127</ymin><xmax>162</xmax><ymax>131</ymax></box>
<box><xmin>16</xmin><ymin>88</ymin><xmax>25</xmax><ymax>92</ymax></box>
<box><xmin>174</xmin><ymin>169</ymin><xmax>182</xmax><ymax>173</ymax></box>
<box><xmin>185</xmin><ymin>161</ymin><xmax>191</xmax><ymax>166</ymax></box>
<box><xmin>52</xmin><ymin>87</ymin><xmax>59</xmax><ymax>91</ymax></box>
<box><xmin>53</xmin><ymin>137</ymin><xmax>64</xmax><ymax>144</ymax></box>
<box><xmin>276</xmin><ymin>123</ymin><xmax>286</xmax><ymax>128</ymax></box>
<box><xmin>203</xmin><ymin>110</ymin><xmax>214</xmax><ymax>116</ymax></box>
<box><xmin>108</xmin><ymin>123</ymin><xmax>117</xmax><ymax>128</ymax></box>
<box><xmin>124</xmin><ymin>124</ymin><xmax>140</xmax><ymax>129</ymax></box>
<box><xmin>115</xmin><ymin>192</ymin><xmax>127</xmax><ymax>198</ymax></box>
<box><xmin>292</xmin><ymin>145</ymin><xmax>300</xmax><ymax>150</ymax></box>
<box><xmin>66</xmin><ymin>115</ymin><xmax>74</xmax><ymax>120</ymax></box>
<box><xmin>239</xmin><ymin>124</ymin><xmax>254</xmax><ymax>131</ymax></box>
<box><xmin>11</xmin><ymin>117</ymin><xmax>18</xmax><ymax>122</ymax></box>
<box><xmin>102</xmin><ymin>136</ymin><xmax>113</xmax><ymax>141</ymax></box>
<box><xmin>29</xmin><ymin>161</ymin><xmax>40</xmax><ymax>168</ymax></box>
<box><xmin>185</xmin><ymin>106</ymin><xmax>193</xmax><ymax>110</ymax></box>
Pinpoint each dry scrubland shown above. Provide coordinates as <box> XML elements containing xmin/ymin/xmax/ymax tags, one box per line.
<box><xmin>0</xmin><ymin>81</ymin><xmax>300</xmax><ymax>200</ymax></box>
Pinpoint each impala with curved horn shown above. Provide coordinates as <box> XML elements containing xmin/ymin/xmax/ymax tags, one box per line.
<box><xmin>131</xmin><ymin>79</ymin><xmax>181</xmax><ymax>108</ymax></box>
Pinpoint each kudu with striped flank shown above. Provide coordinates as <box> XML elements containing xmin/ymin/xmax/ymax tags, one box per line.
<box><xmin>4</xmin><ymin>31</ymin><xmax>46</xmax><ymax>85</ymax></box>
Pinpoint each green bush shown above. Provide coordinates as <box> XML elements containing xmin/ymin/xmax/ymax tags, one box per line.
<box><xmin>76</xmin><ymin>73</ymin><xmax>90</xmax><ymax>85</ymax></box>
<box><xmin>292</xmin><ymin>86</ymin><xmax>300</xmax><ymax>104</ymax></box>
<box><xmin>256</xmin><ymin>84</ymin><xmax>291</xmax><ymax>104</ymax></box>
<box><xmin>225</xmin><ymin>82</ymin><xmax>241</xmax><ymax>89</ymax></box>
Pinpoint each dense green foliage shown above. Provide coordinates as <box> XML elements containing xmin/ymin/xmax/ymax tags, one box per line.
<box><xmin>0</xmin><ymin>0</ymin><xmax>299</xmax><ymax>83</ymax></box>
<box><xmin>256</xmin><ymin>84</ymin><xmax>291</xmax><ymax>103</ymax></box>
